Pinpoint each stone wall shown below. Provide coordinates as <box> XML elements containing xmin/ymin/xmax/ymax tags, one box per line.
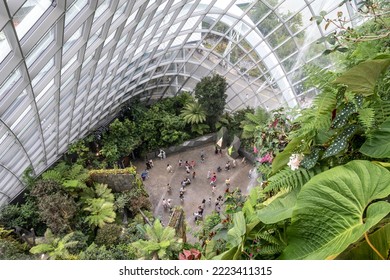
<box><xmin>146</xmin><ymin>133</ymin><xmax>217</xmax><ymax>159</ymax></box>
<box><xmin>168</xmin><ymin>207</ymin><xmax>187</xmax><ymax>243</ymax></box>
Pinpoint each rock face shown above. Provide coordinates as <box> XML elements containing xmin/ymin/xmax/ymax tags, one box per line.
<box><xmin>168</xmin><ymin>207</ymin><xmax>187</xmax><ymax>243</ymax></box>
<box><xmin>89</xmin><ymin>168</ymin><xmax>139</xmax><ymax>193</ymax></box>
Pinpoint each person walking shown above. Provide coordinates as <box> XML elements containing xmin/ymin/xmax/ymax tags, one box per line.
<box><xmin>225</xmin><ymin>178</ymin><xmax>231</xmax><ymax>188</ymax></box>
<box><xmin>162</xmin><ymin>198</ymin><xmax>167</xmax><ymax>209</ymax></box>
<box><xmin>192</xmin><ymin>171</ymin><xmax>196</xmax><ymax>179</ymax></box>
<box><xmin>167</xmin><ymin>164</ymin><xmax>173</xmax><ymax>173</ymax></box>
<box><xmin>179</xmin><ymin>189</ymin><xmax>185</xmax><ymax>202</ymax></box>
<box><xmin>207</xmin><ymin>170</ymin><xmax>211</xmax><ymax>179</ymax></box>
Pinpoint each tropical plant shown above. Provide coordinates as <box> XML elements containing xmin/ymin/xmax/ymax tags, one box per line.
<box><xmin>313</xmin><ymin>0</ymin><xmax>390</xmax><ymax>55</ymax></box>
<box><xmin>180</xmin><ymin>102</ymin><xmax>207</xmax><ymax>125</ymax></box>
<box><xmin>194</xmin><ymin>74</ymin><xmax>228</xmax><ymax>129</ymax></box>
<box><xmin>241</xmin><ymin>107</ymin><xmax>270</xmax><ymax>139</ymax></box>
<box><xmin>84</xmin><ymin>198</ymin><xmax>116</xmax><ymax>229</ymax></box>
<box><xmin>0</xmin><ymin>229</ymin><xmax>32</xmax><ymax>260</ymax></box>
<box><xmin>179</xmin><ymin>248</ymin><xmax>202</xmax><ymax>260</ymax></box>
<box><xmin>78</xmin><ymin>243</ymin><xmax>114</xmax><ymax>260</ymax></box>
<box><xmin>0</xmin><ymin>200</ymin><xmax>41</xmax><ymax>230</ymax></box>
<box><xmin>29</xmin><ymin>229</ymin><xmax>79</xmax><ymax>260</ymax></box>
<box><xmin>131</xmin><ymin>219</ymin><xmax>182</xmax><ymax>260</ymax></box>
<box><xmin>30</xmin><ymin>180</ymin><xmax>77</xmax><ymax>235</ymax></box>
<box><xmin>280</xmin><ymin>160</ymin><xmax>390</xmax><ymax>260</ymax></box>
<box><xmin>95</xmin><ymin>223</ymin><xmax>123</xmax><ymax>247</ymax></box>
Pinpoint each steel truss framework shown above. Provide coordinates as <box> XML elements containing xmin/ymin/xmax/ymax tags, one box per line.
<box><xmin>0</xmin><ymin>0</ymin><xmax>360</xmax><ymax>206</ymax></box>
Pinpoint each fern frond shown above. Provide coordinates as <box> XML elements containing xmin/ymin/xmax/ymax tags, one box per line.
<box><xmin>358</xmin><ymin>107</ymin><xmax>375</xmax><ymax>131</ymax></box>
<box><xmin>371</xmin><ymin>99</ymin><xmax>390</xmax><ymax>126</ymax></box>
<box><xmin>258</xmin><ymin>164</ymin><xmax>272</xmax><ymax>180</ymax></box>
<box><xmin>258</xmin><ymin>245</ymin><xmax>284</xmax><ymax>256</ymax></box>
<box><xmin>256</xmin><ymin>231</ymin><xmax>283</xmax><ymax>246</ymax></box>
<box><xmin>291</xmin><ymin>87</ymin><xmax>337</xmax><ymax>138</ymax></box>
<box><xmin>290</xmin><ymin>65</ymin><xmax>338</xmax><ymax>139</ymax></box>
<box><xmin>264</xmin><ymin>166</ymin><xmax>326</xmax><ymax>193</ymax></box>
<box><xmin>42</xmin><ymin>170</ymin><xmax>63</xmax><ymax>183</ymax></box>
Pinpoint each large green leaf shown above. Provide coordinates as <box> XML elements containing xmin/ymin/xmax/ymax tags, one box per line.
<box><xmin>280</xmin><ymin>160</ymin><xmax>390</xmax><ymax>260</ymax></box>
<box><xmin>336</xmin><ymin>222</ymin><xmax>390</xmax><ymax>260</ymax></box>
<box><xmin>333</xmin><ymin>58</ymin><xmax>390</xmax><ymax>96</ymax></box>
<box><xmin>360</xmin><ymin>116</ymin><xmax>390</xmax><ymax>158</ymax></box>
<box><xmin>258</xmin><ymin>188</ymin><xmax>299</xmax><ymax>224</ymax></box>
<box><xmin>226</xmin><ymin>212</ymin><xmax>246</xmax><ymax>247</ymax></box>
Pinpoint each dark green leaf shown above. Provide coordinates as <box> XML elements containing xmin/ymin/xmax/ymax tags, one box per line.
<box><xmin>360</xmin><ymin>116</ymin><xmax>390</xmax><ymax>158</ymax></box>
<box><xmin>333</xmin><ymin>58</ymin><xmax>390</xmax><ymax>96</ymax></box>
<box><xmin>322</xmin><ymin>125</ymin><xmax>359</xmax><ymax>159</ymax></box>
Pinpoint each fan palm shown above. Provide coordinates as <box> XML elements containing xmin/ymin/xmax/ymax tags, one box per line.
<box><xmin>180</xmin><ymin>102</ymin><xmax>207</xmax><ymax>125</ymax></box>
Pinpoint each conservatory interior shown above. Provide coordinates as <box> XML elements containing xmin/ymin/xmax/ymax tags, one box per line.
<box><xmin>0</xmin><ymin>0</ymin><xmax>389</xmax><ymax>260</ymax></box>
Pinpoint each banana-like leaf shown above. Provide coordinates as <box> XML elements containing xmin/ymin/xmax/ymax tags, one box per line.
<box><xmin>336</xmin><ymin>222</ymin><xmax>390</xmax><ymax>260</ymax></box>
<box><xmin>226</xmin><ymin>212</ymin><xmax>246</xmax><ymax>247</ymax></box>
<box><xmin>360</xmin><ymin>116</ymin><xmax>390</xmax><ymax>158</ymax></box>
<box><xmin>280</xmin><ymin>160</ymin><xmax>390</xmax><ymax>260</ymax></box>
<box><xmin>258</xmin><ymin>188</ymin><xmax>299</xmax><ymax>224</ymax></box>
<box><xmin>333</xmin><ymin>57</ymin><xmax>390</xmax><ymax>96</ymax></box>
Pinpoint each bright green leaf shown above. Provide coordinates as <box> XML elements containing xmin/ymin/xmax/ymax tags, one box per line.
<box><xmin>258</xmin><ymin>188</ymin><xmax>299</xmax><ymax>224</ymax></box>
<box><xmin>280</xmin><ymin>160</ymin><xmax>390</xmax><ymax>260</ymax></box>
<box><xmin>336</xmin><ymin>222</ymin><xmax>390</xmax><ymax>260</ymax></box>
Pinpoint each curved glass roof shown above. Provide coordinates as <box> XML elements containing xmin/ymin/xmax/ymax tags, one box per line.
<box><xmin>0</xmin><ymin>0</ymin><xmax>362</xmax><ymax>206</ymax></box>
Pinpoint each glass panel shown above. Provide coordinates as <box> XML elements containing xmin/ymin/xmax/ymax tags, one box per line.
<box><xmin>32</xmin><ymin>57</ymin><xmax>54</xmax><ymax>87</ymax></box>
<box><xmin>0</xmin><ymin>68</ymin><xmax>21</xmax><ymax>100</ymax></box>
<box><xmin>26</xmin><ymin>28</ymin><xmax>54</xmax><ymax>67</ymax></box>
<box><xmin>0</xmin><ymin>30</ymin><xmax>12</xmax><ymax>63</ymax></box>
<box><xmin>62</xmin><ymin>53</ymin><xmax>77</xmax><ymax>74</ymax></box>
<box><xmin>93</xmin><ymin>0</ymin><xmax>111</xmax><ymax>22</ymax></box>
<box><xmin>1</xmin><ymin>90</ymin><xmax>29</xmax><ymax>122</ymax></box>
<box><xmin>65</xmin><ymin>0</ymin><xmax>88</xmax><ymax>26</ymax></box>
<box><xmin>13</xmin><ymin>0</ymin><xmax>52</xmax><ymax>39</ymax></box>
<box><xmin>113</xmin><ymin>1</ymin><xmax>127</xmax><ymax>22</ymax></box>
<box><xmin>36</xmin><ymin>79</ymin><xmax>54</xmax><ymax>101</ymax></box>
<box><xmin>63</xmin><ymin>24</ymin><xmax>83</xmax><ymax>53</ymax></box>
<box><xmin>86</xmin><ymin>26</ymin><xmax>103</xmax><ymax>49</ymax></box>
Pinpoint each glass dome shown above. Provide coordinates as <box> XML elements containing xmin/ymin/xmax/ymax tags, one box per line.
<box><xmin>0</xmin><ymin>0</ymin><xmax>362</xmax><ymax>206</ymax></box>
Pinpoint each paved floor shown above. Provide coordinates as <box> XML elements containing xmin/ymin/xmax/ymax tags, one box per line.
<box><xmin>134</xmin><ymin>142</ymin><xmax>258</xmax><ymax>244</ymax></box>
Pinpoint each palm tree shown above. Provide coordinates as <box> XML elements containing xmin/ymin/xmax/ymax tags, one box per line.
<box><xmin>240</xmin><ymin>107</ymin><xmax>270</xmax><ymax>139</ymax></box>
<box><xmin>29</xmin><ymin>229</ymin><xmax>79</xmax><ymax>260</ymax></box>
<box><xmin>131</xmin><ymin>219</ymin><xmax>182</xmax><ymax>260</ymax></box>
<box><xmin>84</xmin><ymin>198</ymin><xmax>116</xmax><ymax>229</ymax></box>
<box><xmin>180</xmin><ymin>102</ymin><xmax>207</xmax><ymax>124</ymax></box>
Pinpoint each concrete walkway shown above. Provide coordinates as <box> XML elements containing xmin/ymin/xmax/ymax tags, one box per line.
<box><xmin>134</xmin><ymin>142</ymin><xmax>256</xmax><ymax>244</ymax></box>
